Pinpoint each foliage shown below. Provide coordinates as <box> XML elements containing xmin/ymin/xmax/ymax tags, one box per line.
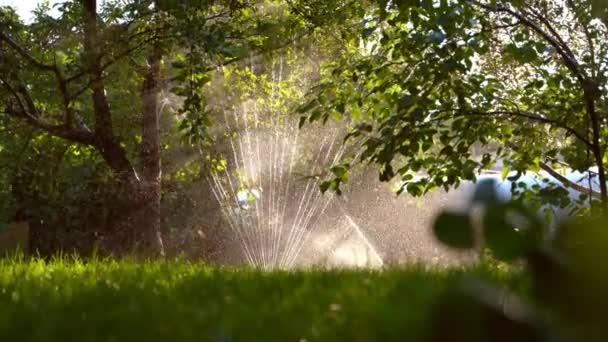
<box><xmin>430</xmin><ymin>178</ymin><xmax>608</xmax><ymax>342</ymax></box>
<box><xmin>0</xmin><ymin>0</ymin><xmax>320</xmax><ymax>254</ymax></box>
<box><xmin>168</xmin><ymin>0</ymin><xmax>321</xmax><ymax>146</ymax></box>
<box><xmin>299</xmin><ymin>0</ymin><xmax>608</xmax><ymax>210</ymax></box>
<box><xmin>0</xmin><ymin>117</ymin><xmax>117</xmax><ymax>253</ymax></box>
<box><xmin>0</xmin><ymin>256</ymin><xmax>524</xmax><ymax>341</ymax></box>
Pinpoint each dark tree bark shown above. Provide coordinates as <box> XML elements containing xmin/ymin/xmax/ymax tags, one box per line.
<box><xmin>83</xmin><ymin>0</ymin><xmax>139</xmax><ymax>185</ymax></box>
<box><xmin>81</xmin><ymin>0</ymin><xmax>167</xmax><ymax>255</ymax></box>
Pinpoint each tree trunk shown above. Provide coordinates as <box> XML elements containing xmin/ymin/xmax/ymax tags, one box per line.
<box><xmin>138</xmin><ymin>44</ymin><xmax>165</xmax><ymax>256</ymax></box>
<box><xmin>584</xmin><ymin>83</ymin><xmax>608</xmax><ymax>211</ymax></box>
<box><xmin>82</xmin><ymin>0</ymin><xmax>164</xmax><ymax>256</ymax></box>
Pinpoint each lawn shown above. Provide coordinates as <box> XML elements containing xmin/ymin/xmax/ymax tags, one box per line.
<box><xmin>0</xmin><ymin>257</ymin><xmax>524</xmax><ymax>341</ymax></box>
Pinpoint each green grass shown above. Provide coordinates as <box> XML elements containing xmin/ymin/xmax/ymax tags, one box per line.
<box><xmin>0</xmin><ymin>257</ymin><xmax>525</xmax><ymax>341</ymax></box>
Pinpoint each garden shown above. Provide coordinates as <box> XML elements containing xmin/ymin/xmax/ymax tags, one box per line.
<box><xmin>1</xmin><ymin>0</ymin><xmax>608</xmax><ymax>341</ymax></box>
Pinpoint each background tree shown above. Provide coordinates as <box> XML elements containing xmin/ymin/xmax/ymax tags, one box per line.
<box><xmin>300</xmin><ymin>0</ymin><xmax>608</xmax><ymax>213</ymax></box>
<box><xmin>0</xmin><ymin>0</ymin><xmax>309</xmax><ymax>255</ymax></box>
<box><xmin>0</xmin><ymin>0</ymin><xmax>330</xmax><ymax>254</ymax></box>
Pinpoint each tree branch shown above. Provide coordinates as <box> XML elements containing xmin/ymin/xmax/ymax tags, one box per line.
<box><xmin>0</xmin><ymin>75</ymin><xmax>94</xmax><ymax>144</ymax></box>
<box><xmin>503</xmin><ymin>141</ymin><xmax>601</xmax><ymax>199</ymax></box>
<box><xmin>51</xmin><ymin>59</ymin><xmax>74</xmax><ymax>128</ymax></box>
<box><xmin>474</xmin><ymin>1</ymin><xmax>586</xmax><ymax>84</ymax></box>
<box><xmin>0</xmin><ymin>31</ymin><xmax>57</xmax><ymax>72</ymax></box>
<box><xmin>538</xmin><ymin>160</ymin><xmax>601</xmax><ymax>199</ymax></box>
<box><xmin>62</xmin><ymin>32</ymin><xmax>173</xmax><ymax>108</ymax></box>
<box><xmin>526</xmin><ymin>7</ymin><xmax>576</xmax><ymax>59</ymax></box>
<box><xmin>566</xmin><ymin>0</ymin><xmax>597</xmax><ymax>77</ymax></box>
<box><xmin>80</xmin><ymin>0</ymin><xmax>139</xmax><ymax>183</ymax></box>
<box><xmin>456</xmin><ymin>109</ymin><xmax>592</xmax><ymax>147</ymax></box>
<box><xmin>1</xmin><ymin>13</ymin><xmax>89</xmax><ymax>132</ymax></box>
<box><xmin>83</xmin><ymin>0</ymin><xmax>113</xmax><ymax>141</ymax></box>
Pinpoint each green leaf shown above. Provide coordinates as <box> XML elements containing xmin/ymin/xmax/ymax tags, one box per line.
<box><xmin>501</xmin><ymin>165</ymin><xmax>510</xmax><ymax>180</ymax></box>
<box><xmin>320</xmin><ymin>181</ymin><xmax>331</xmax><ymax>193</ymax></box>
<box><xmin>433</xmin><ymin>212</ymin><xmax>475</xmax><ymax>250</ymax></box>
<box><xmin>335</xmin><ymin>102</ymin><xmax>345</xmax><ymax>114</ymax></box>
<box><xmin>297</xmin><ymin>100</ymin><xmax>316</xmax><ymax>114</ymax></box>
<box><xmin>379</xmin><ymin>164</ymin><xmax>394</xmax><ymax>181</ymax></box>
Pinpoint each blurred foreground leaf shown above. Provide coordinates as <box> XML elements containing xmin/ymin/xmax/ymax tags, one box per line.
<box><xmin>430</xmin><ymin>193</ymin><xmax>608</xmax><ymax>342</ymax></box>
<box><xmin>432</xmin><ymin>212</ymin><xmax>474</xmax><ymax>249</ymax></box>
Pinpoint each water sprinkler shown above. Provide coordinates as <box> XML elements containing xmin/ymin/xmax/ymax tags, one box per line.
<box><xmin>237</xmin><ymin>188</ymin><xmax>261</xmax><ymax>210</ymax></box>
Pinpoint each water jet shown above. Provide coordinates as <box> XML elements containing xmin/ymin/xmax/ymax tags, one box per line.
<box><xmin>207</xmin><ymin>105</ymin><xmax>384</xmax><ymax>269</ymax></box>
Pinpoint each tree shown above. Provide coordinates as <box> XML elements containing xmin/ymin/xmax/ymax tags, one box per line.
<box><xmin>0</xmin><ymin>0</ymin><xmax>299</xmax><ymax>255</ymax></box>
<box><xmin>300</xmin><ymin>0</ymin><xmax>608</xmax><ymax>212</ymax></box>
<box><xmin>0</xmin><ymin>0</ymin><xmax>327</xmax><ymax>255</ymax></box>
<box><xmin>0</xmin><ymin>1</ymin><xmax>163</xmax><ymax>254</ymax></box>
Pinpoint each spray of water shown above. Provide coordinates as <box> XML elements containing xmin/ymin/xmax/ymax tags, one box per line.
<box><xmin>207</xmin><ymin>105</ymin><xmax>349</xmax><ymax>269</ymax></box>
<box><xmin>203</xmin><ymin>55</ymin><xmax>390</xmax><ymax>269</ymax></box>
